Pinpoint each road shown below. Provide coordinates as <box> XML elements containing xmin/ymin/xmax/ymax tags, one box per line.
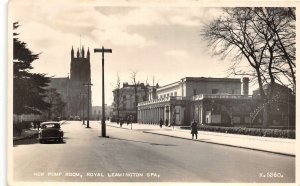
<box><xmin>12</xmin><ymin>121</ymin><xmax>295</xmax><ymax>183</ymax></box>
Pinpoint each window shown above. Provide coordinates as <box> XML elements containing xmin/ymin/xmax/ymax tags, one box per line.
<box><xmin>171</xmin><ymin>93</ymin><xmax>173</xmax><ymax>96</ymax></box>
<box><xmin>167</xmin><ymin>93</ymin><xmax>169</xmax><ymax>97</ymax></box>
<box><xmin>232</xmin><ymin>89</ymin><xmax>235</xmax><ymax>94</ymax></box>
<box><xmin>212</xmin><ymin>89</ymin><xmax>219</xmax><ymax>94</ymax></box>
<box><xmin>193</xmin><ymin>89</ymin><xmax>197</xmax><ymax>95</ymax></box>
<box><xmin>174</xmin><ymin>92</ymin><xmax>177</xmax><ymax>96</ymax></box>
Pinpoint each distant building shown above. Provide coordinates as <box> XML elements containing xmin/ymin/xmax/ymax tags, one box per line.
<box><xmin>48</xmin><ymin>46</ymin><xmax>92</xmax><ymax>119</ymax></box>
<box><xmin>112</xmin><ymin>82</ymin><xmax>153</xmax><ymax>121</ymax></box>
<box><xmin>92</xmin><ymin>105</ymin><xmax>113</xmax><ymax>120</ymax></box>
<box><xmin>138</xmin><ymin>77</ymin><xmax>252</xmax><ymax>126</ymax></box>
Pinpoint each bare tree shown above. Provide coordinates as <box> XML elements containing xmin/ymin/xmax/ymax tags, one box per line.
<box><xmin>201</xmin><ymin>7</ymin><xmax>296</xmax><ymax>127</ymax></box>
<box><xmin>112</xmin><ymin>73</ymin><xmax>123</xmax><ymax>120</ymax></box>
<box><xmin>256</xmin><ymin>8</ymin><xmax>296</xmax><ymax>93</ymax></box>
<box><xmin>131</xmin><ymin>71</ymin><xmax>139</xmax><ymax>122</ymax></box>
<box><xmin>45</xmin><ymin>88</ymin><xmax>66</xmax><ymax>120</ymax></box>
<box><xmin>142</xmin><ymin>76</ymin><xmax>149</xmax><ymax>101</ymax></box>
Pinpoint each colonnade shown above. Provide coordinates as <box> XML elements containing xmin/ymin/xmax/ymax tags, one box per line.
<box><xmin>138</xmin><ymin>105</ymin><xmax>171</xmax><ymax>124</ymax></box>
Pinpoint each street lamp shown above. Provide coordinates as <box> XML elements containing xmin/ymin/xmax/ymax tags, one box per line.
<box><xmin>94</xmin><ymin>46</ymin><xmax>112</xmax><ymax>137</ymax></box>
<box><xmin>84</xmin><ymin>83</ymin><xmax>93</xmax><ymax>128</ymax></box>
<box><xmin>81</xmin><ymin>92</ymin><xmax>87</xmax><ymax>125</ymax></box>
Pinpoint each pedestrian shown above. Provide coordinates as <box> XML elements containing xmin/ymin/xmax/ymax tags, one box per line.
<box><xmin>117</xmin><ymin>118</ymin><xmax>119</xmax><ymax>124</ymax></box>
<box><xmin>172</xmin><ymin>118</ymin><xmax>175</xmax><ymax>129</ymax></box>
<box><xmin>165</xmin><ymin>118</ymin><xmax>169</xmax><ymax>127</ymax></box>
<box><xmin>191</xmin><ymin>119</ymin><xmax>198</xmax><ymax>139</ymax></box>
<box><xmin>37</xmin><ymin>122</ymin><xmax>41</xmax><ymax>131</ymax></box>
<box><xmin>159</xmin><ymin>118</ymin><xmax>163</xmax><ymax>128</ymax></box>
<box><xmin>120</xmin><ymin>118</ymin><xmax>123</xmax><ymax>127</ymax></box>
<box><xmin>127</xmin><ymin>116</ymin><xmax>130</xmax><ymax>126</ymax></box>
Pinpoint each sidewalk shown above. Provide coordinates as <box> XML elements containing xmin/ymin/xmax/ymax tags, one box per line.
<box><xmin>107</xmin><ymin>122</ymin><xmax>295</xmax><ymax>156</ymax></box>
<box><xmin>13</xmin><ymin>120</ymin><xmax>67</xmax><ymax>141</ymax></box>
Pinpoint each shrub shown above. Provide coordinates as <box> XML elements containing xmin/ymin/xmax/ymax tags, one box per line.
<box><xmin>13</xmin><ymin>121</ymin><xmax>33</xmax><ymax>136</ymax></box>
<box><xmin>181</xmin><ymin>125</ymin><xmax>295</xmax><ymax>139</ymax></box>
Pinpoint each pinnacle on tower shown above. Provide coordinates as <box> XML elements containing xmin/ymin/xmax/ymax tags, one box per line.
<box><xmin>77</xmin><ymin>48</ymin><xmax>80</xmax><ymax>58</ymax></box>
<box><xmin>87</xmin><ymin>47</ymin><xmax>90</xmax><ymax>59</ymax></box>
<box><xmin>71</xmin><ymin>46</ymin><xmax>74</xmax><ymax>59</ymax></box>
<box><xmin>82</xmin><ymin>46</ymin><xmax>85</xmax><ymax>58</ymax></box>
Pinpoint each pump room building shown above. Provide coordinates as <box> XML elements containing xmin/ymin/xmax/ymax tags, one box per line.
<box><xmin>137</xmin><ymin>77</ymin><xmax>252</xmax><ymax>126</ymax></box>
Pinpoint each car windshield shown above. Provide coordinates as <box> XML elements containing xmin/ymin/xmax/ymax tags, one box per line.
<box><xmin>41</xmin><ymin>123</ymin><xmax>60</xmax><ymax>129</ymax></box>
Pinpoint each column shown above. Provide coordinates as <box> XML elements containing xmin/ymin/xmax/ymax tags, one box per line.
<box><xmin>142</xmin><ymin>109</ymin><xmax>144</xmax><ymax>124</ymax></box>
<box><xmin>156</xmin><ymin>108</ymin><xmax>159</xmax><ymax>124</ymax></box>
<box><xmin>147</xmin><ymin>108</ymin><xmax>149</xmax><ymax>124</ymax></box>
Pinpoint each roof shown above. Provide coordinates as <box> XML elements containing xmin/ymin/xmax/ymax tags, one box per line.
<box><xmin>157</xmin><ymin>81</ymin><xmax>181</xmax><ymax>91</ymax></box>
<box><xmin>157</xmin><ymin>77</ymin><xmax>241</xmax><ymax>91</ymax></box>
<box><xmin>182</xmin><ymin>77</ymin><xmax>241</xmax><ymax>82</ymax></box>
<box><xmin>41</xmin><ymin>122</ymin><xmax>61</xmax><ymax>125</ymax></box>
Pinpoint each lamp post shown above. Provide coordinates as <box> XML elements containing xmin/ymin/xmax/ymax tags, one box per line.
<box><xmin>81</xmin><ymin>93</ymin><xmax>86</xmax><ymax>125</ymax></box>
<box><xmin>84</xmin><ymin>83</ymin><xmax>93</xmax><ymax>128</ymax></box>
<box><xmin>94</xmin><ymin>46</ymin><xmax>112</xmax><ymax>137</ymax></box>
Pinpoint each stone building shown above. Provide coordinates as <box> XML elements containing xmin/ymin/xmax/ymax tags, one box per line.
<box><xmin>48</xmin><ymin>46</ymin><xmax>92</xmax><ymax>119</ymax></box>
<box><xmin>137</xmin><ymin>77</ymin><xmax>252</xmax><ymax>126</ymax></box>
<box><xmin>92</xmin><ymin>105</ymin><xmax>113</xmax><ymax>120</ymax></box>
<box><xmin>251</xmin><ymin>83</ymin><xmax>295</xmax><ymax>128</ymax></box>
<box><xmin>112</xmin><ymin>82</ymin><xmax>153</xmax><ymax>122</ymax></box>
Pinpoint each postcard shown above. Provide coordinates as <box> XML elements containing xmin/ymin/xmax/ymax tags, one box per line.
<box><xmin>7</xmin><ymin>0</ymin><xmax>298</xmax><ymax>185</ymax></box>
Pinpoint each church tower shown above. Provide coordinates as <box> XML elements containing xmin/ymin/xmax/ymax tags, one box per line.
<box><xmin>69</xmin><ymin>45</ymin><xmax>92</xmax><ymax>118</ymax></box>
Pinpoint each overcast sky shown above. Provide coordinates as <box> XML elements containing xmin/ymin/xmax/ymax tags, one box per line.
<box><xmin>11</xmin><ymin>0</ymin><xmax>250</xmax><ymax>106</ymax></box>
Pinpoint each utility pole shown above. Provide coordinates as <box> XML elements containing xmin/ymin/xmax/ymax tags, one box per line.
<box><xmin>94</xmin><ymin>46</ymin><xmax>112</xmax><ymax>137</ymax></box>
<box><xmin>84</xmin><ymin>83</ymin><xmax>93</xmax><ymax>128</ymax></box>
<box><xmin>81</xmin><ymin>93</ymin><xmax>86</xmax><ymax>125</ymax></box>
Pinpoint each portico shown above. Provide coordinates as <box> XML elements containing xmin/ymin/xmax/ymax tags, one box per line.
<box><xmin>138</xmin><ymin>97</ymin><xmax>187</xmax><ymax>125</ymax></box>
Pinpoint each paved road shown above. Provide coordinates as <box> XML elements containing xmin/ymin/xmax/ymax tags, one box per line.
<box><xmin>12</xmin><ymin>121</ymin><xmax>295</xmax><ymax>183</ymax></box>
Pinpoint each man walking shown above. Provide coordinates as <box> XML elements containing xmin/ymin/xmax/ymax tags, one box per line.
<box><xmin>191</xmin><ymin>119</ymin><xmax>198</xmax><ymax>139</ymax></box>
<box><xmin>159</xmin><ymin>118</ymin><xmax>163</xmax><ymax>128</ymax></box>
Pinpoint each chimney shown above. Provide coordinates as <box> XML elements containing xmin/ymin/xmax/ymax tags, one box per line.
<box><xmin>242</xmin><ymin>77</ymin><xmax>249</xmax><ymax>95</ymax></box>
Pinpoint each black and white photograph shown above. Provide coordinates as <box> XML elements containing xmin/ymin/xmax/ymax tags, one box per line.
<box><xmin>7</xmin><ymin>0</ymin><xmax>297</xmax><ymax>185</ymax></box>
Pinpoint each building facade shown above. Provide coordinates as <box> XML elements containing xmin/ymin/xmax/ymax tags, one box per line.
<box><xmin>112</xmin><ymin>82</ymin><xmax>152</xmax><ymax>122</ymax></box>
<box><xmin>137</xmin><ymin>77</ymin><xmax>252</xmax><ymax>126</ymax></box>
<box><xmin>92</xmin><ymin>105</ymin><xmax>113</xmax><ymax>121</ymax></box>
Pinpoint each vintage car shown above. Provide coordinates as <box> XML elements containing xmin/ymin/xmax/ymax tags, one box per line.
<box><xmin>74</xmin><ymin>116</ymin><xmax>80</xmax><ymax>121</ymax></box>
<box><xmin>38</xmin><ymin>122</ymin><xmax>64</xmax><ymax>143</ymax></box>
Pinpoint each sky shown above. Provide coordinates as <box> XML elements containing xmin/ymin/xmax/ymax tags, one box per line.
<box><xmin>10</xmin><ymin>0</ymin><xmax>251</xmax><ymax>106</ymax></box>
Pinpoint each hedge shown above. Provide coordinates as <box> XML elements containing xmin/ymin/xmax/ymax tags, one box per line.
<box><xmin>181</xmin><ymin>125</ymin><xmax>295</xmax><ymax>139</ymax></box>
<box><xmin>13</xmin><ymin>122</ymin><xmax>33</xmax><ymax>136</ymax></box>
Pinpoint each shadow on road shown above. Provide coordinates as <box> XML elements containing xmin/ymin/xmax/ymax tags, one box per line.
<box><xmin>13</xmin><ymin>138</ymin><xmax>39</xmax><ymax>146</ymax></box>
<box><xmin>41</xmin><ymin>140</ymin><xmax>67</xmax><ymax>145</ymax></box>
<box><xmin>13</xmin><ymin>138</ymin><xmax>66</xmax><ymax>147</ymax></box>
<box><xmin>109</xmin><ymin>137</ymin><xmax>176</xmax><ymax>146</ymax></box>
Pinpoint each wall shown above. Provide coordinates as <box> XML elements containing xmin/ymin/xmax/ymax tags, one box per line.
<box><xmin>155</xmin><ymin>78</ymin><xmax>241</xmax><ymax>100</ymax></box>
<box><xmin>156</xmin><ymin>81</ymin><xmax>182</xmax><ymax>98</ymax></box>
<box><xmin>185</xmin><ymin>78</ymin><xmax>241</xmax><ymax>98</ymax></box>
